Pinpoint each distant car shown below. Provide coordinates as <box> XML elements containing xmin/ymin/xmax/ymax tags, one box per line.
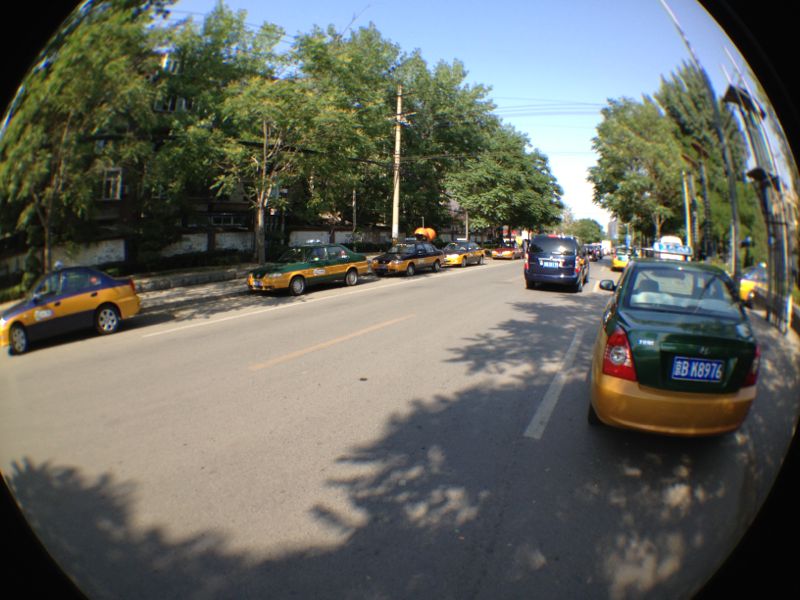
<box><xmin>589</xmin><ymin>259</ymin><xmax>760</xmax><ymax>436</ymax></box>
<box><xmin>1</xmin><ymin>266</ymin><xmax>141</xmax><ymax>355</ymax></box>
<box><xmin>524</xmin><ymin>234</ymin><xmax>589</xmax><ymax>292</ymax></box>
<box><xmin>371</xmin><ymin>240</ymin><xmax>444</xmax><ymax>277</ymax></box>
<box><xmin>491</xmin><ymin>240</ymin><xmax>523</xmax><ymax>260</ymax></box>
<box><xmin>584</xmin><ymin>244</ymin><xmax>602</xmax><ymax>261</ymax></box>
<box><xmin>442</xmin><ymin>240</ymin><xmax>485</xmax><ymax>267</ymax></box>
<box><xmin>247</xmin><ymin>243</ymin><xmax>369</xmax><ymax>296</ymax></box>
<box><xmin>739</xmin><ymin>264</ymin><xmax>768</xmax><ymax>306</ymax></box>
<box><xmin>611</xmin><ymin>246</ymin><xmax>635</xmax><ymax>271</ymax></box>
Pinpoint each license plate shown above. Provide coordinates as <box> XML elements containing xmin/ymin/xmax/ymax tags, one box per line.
<box><xmin>671</xmin><ymin>356</ymin><xmax>724</xmax><ymax>382</ymax></box>
<box><xmin>540</xmin><ymin>260</ymin><xmax>559</xmax><ymax>268</ymax></box>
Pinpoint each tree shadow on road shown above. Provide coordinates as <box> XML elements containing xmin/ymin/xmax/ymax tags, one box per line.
<box><xmin>5</xmin><ymin>296</ymin><xmax>799</xmax><ymax>599</ymax></box>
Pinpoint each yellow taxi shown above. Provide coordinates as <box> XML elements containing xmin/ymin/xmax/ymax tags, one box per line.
<box><xmin>739</xmin><ymin>264</ymin><xmax>767</xmax><ymax>306</ymax></box>
<box><xmin>247</xmin><ymin>243</ymin><xmax>370</xmax><ymax>296</ymax></box>
<box><xmin>611</xmin><ymin>246</ymin><xmax>635</xmax><ymax>271</ymax></box>
<box><xmin>1</xmin><ymin>266</ymin><xmax>141</xmax><ymax>355</ymax></box>
<box><xmin>491</xmin><ymin>240</ymin><xmax>523</xmax><ymax>260</ymax></box>
<box><xmin>442</xmin><ymin>240</ymin><xmax>485</xmax><ymax>267</ymax></box>
<box><xmin>371</xmin><ymin>239</ymin><xmax>444</xmax><ymax>277</ymax></box>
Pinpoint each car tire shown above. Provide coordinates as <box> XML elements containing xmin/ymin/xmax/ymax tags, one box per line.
<box><xmin>588</xmin><ymin>402</ymin><xmax>602</xmax><ymax>425</ymax></box>
<box><xmin>406</xmin><ymin>263</ymin><xmax>416</xmax><ymax>277</ymax></box>
<box><xmin>95</xmin><ymin>304</ymin><xmax>120</xmax><ymax>335</ymax></box>
<box><xmin>289</xmin><ymin>276</ymin><xmax>306</xmax><ymax>296</ymax></box>
<box><xmin>345</xmin><ymin>268</ymin><xmax>358</xmax><ymax>286</ymax></box>
<box><xmin>525</xmin><ymin>279</ymin><xmax>536</xmax><ymax>290</ymax></box>
<box><xmin>9</xmin><ymin>323</ymin><xmax>28</xmax><ymax>355</ymax></box>
<box><xmin>461</xmin><ymin>257</ymin><xmax>468</xmax><ymax>268</ymax></box>
<box><xmin>479</xmin><ymin>255</ymin><xmax>485</xmax><ymax>265</ymax></box>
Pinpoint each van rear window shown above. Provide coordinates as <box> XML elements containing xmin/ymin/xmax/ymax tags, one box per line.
<box><xmin>529</xmin><ymin>238</ymin><xmax>577</xmax><ymax>255</ymax></box>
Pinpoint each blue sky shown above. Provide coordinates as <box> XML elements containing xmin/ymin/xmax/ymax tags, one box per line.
<box><xmin>169</xmin><ymin>0</ymin><xmax>756</xmax><ymax>228</ymax></box>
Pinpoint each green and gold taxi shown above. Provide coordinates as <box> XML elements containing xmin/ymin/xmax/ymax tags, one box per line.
<box><xmin>371</xmin><ymin>240</ymin><xmax>444</xmax><ymax>276</ymax></box>
<box><xmin>247</xmin><ymin>243</ymin><xmax>369</xmax><ymax>296</ymax></box>
<box><xmin>1</xmin><ymin>266</ymin><xmax>141</xmax><ymax>355</ymax></box>
<box><xmin>442</xmin><ymin>240</ymin><xmax>485</xmax><ymax>267</ymax></box>
<box><xmin>589</xmin><ymin>259</ymin><xmax>759</xmax><ymax>436</ymax></box>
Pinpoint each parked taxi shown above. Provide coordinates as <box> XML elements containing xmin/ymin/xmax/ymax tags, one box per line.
<box><xmin>611</xmin><ymin>246</ymin><xmax>636</xmax><ymax>271</ymax></box>
<box><xmin>247</xmin><ymin>243</ymin><xmax>369</xmax><ymax>296</ymax></box>
<box><xmin>491</xmin><ymin>240</ymin><xmax>523</xmax><ymax>260</ymax></box>
<box><xmin>371</xmin><ymin>239</ymin><xmax>444</xmax><ymax>276</ymax></box>
<box><xmin>442</xmin><ymin>240</ymin><xmax>485</xmax><ymax>267</ymax></box>
<box><xmin>739</xmin><ymin>263</ymin><xmax>768</xmax><ymax>306</ymax></box>
<box><xmin>589</xmin><ymin>259</ymin><xmax>759</xmax><ymax>436</ymax></box>
<box><xmin>1</xmin><ymin>266</ymin><xmax>141</xmax><ymax>355</ymax></box>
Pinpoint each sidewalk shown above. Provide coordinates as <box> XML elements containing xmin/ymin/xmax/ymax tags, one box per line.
<box><xmin>133</xmin><ymin>263</ymin><xmax>259</xmax><ymax>313</ymax></box>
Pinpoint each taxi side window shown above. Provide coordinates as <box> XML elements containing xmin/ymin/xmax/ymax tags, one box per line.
<box><xmin>423</xmin><ymin>243</ymin><xmax>435</xmax><ymax>254</ymax></box>
<box><xmin>335</xmin><ymin>247</ymin><xmax>349</xmax><ymax>259</ymax></box>
<box><xmin>310</xmin><ymin>247</ymin><xmax>327</xmax><ymax>262</ymax></box>
<box><xmin>61</xmin><ymin>270</ymin><xmax>97</xmax><ymax>294</ymax></box>
<box><xmin>35</xmin><ymin>273</ymin><xmax>61</xmax><ymax>297</ymax></box>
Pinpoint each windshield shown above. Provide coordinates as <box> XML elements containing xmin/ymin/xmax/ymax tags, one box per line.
<box><xmin>387</xmin><ymin>244</ymin><xmax>414</xmax><ymax>254</ymax></box>
<box><xmin>277</xmin><ymin>248</ymin><xmax>309</xmax><ymax>263</ymax></box>
<box><xmin>627</xmin><ymin>267</ymin><xmax>741</xmax><ymax>318</ymax></box>
<box><xmin>444</xmin><ymin>243</ymin><xmax>466</xmax><ymax>252</ymax></box>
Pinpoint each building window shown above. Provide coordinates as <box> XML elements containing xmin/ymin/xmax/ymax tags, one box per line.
<box><xmin>102</xmin><ymin>168</ymin><xmax>122</xmax><ymax>200</ymax></box>
<box><xmin>161</xmin><ymin>53</ymin><xmax>182</xmax><ymax>74</ymax></box>
<box><xmin>153</xmin><ymin>95</ymin><xmax>192</xmax><ymax>113</ymax></box>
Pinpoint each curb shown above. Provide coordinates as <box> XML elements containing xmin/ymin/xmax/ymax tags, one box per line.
<box><xmin>133</xmin><ymin>264</ymin><xmax>258</xmax><ymax>293</ymax></box>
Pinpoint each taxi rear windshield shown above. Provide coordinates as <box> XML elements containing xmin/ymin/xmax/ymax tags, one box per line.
<box><xmin>529</xmin><ymin>238</ymin><xmax>576</xmax><ymax>255</ymax></box>
<box><xmin>626</xmin><ymin>267</ymin><xmax>740</xmax><ymax>318</ymax></box>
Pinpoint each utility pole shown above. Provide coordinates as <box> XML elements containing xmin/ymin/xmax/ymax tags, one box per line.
<box><xmin>681</xmin><ymin>171</ymin><xmax>693</xmax><ymax>248</ymax></box>
<box><xmin>391</xmin><ymin>84</ymin><xmax>403</xmax><ymax>244</ymax></box>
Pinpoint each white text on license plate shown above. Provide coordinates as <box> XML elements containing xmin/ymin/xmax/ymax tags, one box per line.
<box><xmin>671</xmin><ymin>356</ymin><xmax>724</xmax><ymax>382</ymax></box>
<box><xmin>541</xmin><ymin>260</ymin><xmax>559</xmax><ymax>268</ymax></box>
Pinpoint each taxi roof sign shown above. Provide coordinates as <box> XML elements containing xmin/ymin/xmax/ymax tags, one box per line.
<box><xmin>652</xmin><ymin>241</ymin><xmax>693</xmax><ymax>257</ymax></box>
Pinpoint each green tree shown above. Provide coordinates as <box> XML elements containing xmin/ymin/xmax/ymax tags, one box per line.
<box><xmin>444</xmin><ymin>124</ymin><xmax>563</xmax><ymax>232</ymax></box>
<box><xmin>570</xmin><ymin>218</ymin><xmax>604</xmax><ymax>243</ymax></box>
<box><xmin>0</xmin><ymin>0</ymin><xmax>170</xmax><ymax>272</ymax></box>
<box><xmin>588</xmin><ymin>97</ymin><xmax>686</xmax><ymax>241</ymax></box>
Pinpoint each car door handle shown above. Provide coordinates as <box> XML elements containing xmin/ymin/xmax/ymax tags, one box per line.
<box><xmin>91</xmin><ymin>292</ymin><xmax>98</xmax><ymax>297</ymax></box>
<box><xmin>54</xmin><ymin>301</ymin><xmax>61</xmax><ymax>306</ymax></box>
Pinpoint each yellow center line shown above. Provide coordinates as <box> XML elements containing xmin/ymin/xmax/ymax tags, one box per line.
<box><xmin>248</xmin><ymin>313</ymin><xmax>416</xmax><ymax>371</ymax></box>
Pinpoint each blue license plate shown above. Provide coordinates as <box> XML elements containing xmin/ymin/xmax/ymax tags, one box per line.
<box><xmin>540</xmin><ymin>260</ymin><xmax>559</xmax><ymax>268</ymax></box>
<box><xmin>671</xmin><ymin>356</ymin><xmax>724</xmax><ymax>382</ymax></box>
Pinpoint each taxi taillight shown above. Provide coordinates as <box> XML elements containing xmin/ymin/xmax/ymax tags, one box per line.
<box><xmin>602</xmin><ymin>328</ymin><xmax>637</xmax><ymax>381</ymax></box>
<box><xmin>744</xmin><ymin>346</ymin><xmax>760</xmax><ymax>387</ymax></box>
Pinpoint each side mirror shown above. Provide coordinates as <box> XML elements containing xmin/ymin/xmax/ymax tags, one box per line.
<box><xmin>599</xmin><ymin>280</ymin><xmax>617</xmax><ymax>292</ymax></box>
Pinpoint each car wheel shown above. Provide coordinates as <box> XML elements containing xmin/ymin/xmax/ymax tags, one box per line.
<box><xmin>588</xmin><ymin>402</ymin><xmax>602</xmax><ymax>425</ymax></box>
<box><xmin>432</xmin><ymin>260</ymin><xmax>441</xmax><ymax>273</ymax></box>
<box><xmin>289</xmin><ymin>276</ymin><xmax>306</xmax><ymax>296</ymax></box>
<box><xmin>95</xmin><ymin>304</ymin><xmax>120</xmax><ymax>335</ymax></box>
<box><xmin>406</xmin><ymin>263</ymin><xmax>416</xmax><ymax>277</ymax></box>
<box><xmin>345</xmin><ymin>268</ymin><xmax>358</xmax><ymax>286</ymax></box>
<box><xmin>479</xmin><ymin>255</ymin><xmax>485</xmax><ymax>265</ymax></box>
<box><xmin>525</xmin><ymin>279</ymin><xmax>536</xmax><ymax>290</ymax></box>
<box><xmin>461</xmin><ymin>257</ymin><xmax>468</xmax><ymax>268</ymax></box>
<box><xmin>9</xmin><ymin>323</ymin><xmax>28</xmax><ymax>355</ymax></box>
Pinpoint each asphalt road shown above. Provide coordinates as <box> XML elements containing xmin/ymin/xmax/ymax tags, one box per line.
<box><xmin>2</xmin><ymin>258</ymin><xmax>799</xmax><ymax>599</ymax></box>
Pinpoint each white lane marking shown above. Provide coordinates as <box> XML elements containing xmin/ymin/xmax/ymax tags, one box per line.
<box><xmin>524</xmin><ymin>329</ymin><xmax>584</xmax><ymax>440</ymax></box>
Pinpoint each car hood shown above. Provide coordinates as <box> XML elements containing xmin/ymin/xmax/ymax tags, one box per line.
<box><xmin>1</xmin><ymin>298</ymin><xmax>33</xmax><ymax>321</ymax></box>
<box><xmin>250</xmin><ymin>263</ymin><xmax>303</xmax><ymax>277</ymax></box>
